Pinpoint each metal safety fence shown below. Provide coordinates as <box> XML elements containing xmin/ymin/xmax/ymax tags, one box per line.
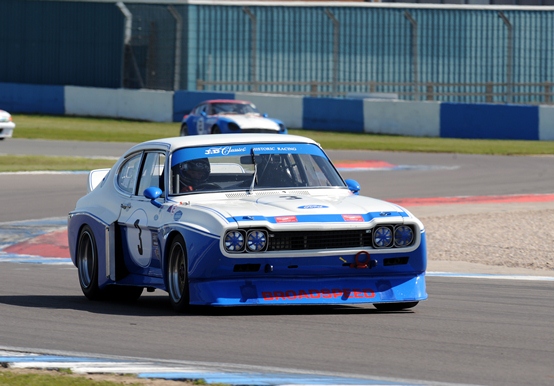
<box><xmin>2</xmin><ymin>1</ymin><xmax>554</xmax><ymax>105</ymax></box>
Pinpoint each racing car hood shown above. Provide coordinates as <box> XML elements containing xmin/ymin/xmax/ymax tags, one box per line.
<box><xmin>200</xmin><ymin>192</ymin><xmax>412</xmax><ymax>226</ymax></box>
<box><xmin>225</xmin><ymin>114</ymin><xmax>280</xmax><ymax>131</ymax></box>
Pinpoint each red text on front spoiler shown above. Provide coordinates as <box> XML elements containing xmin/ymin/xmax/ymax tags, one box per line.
<box><xmin>262</xmin><ymin>288</ymin><xmax>376</xmax><ymax>301</ymax></box>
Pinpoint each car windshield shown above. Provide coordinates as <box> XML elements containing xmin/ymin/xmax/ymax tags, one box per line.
<box><xmin>212</xmin><ymin>103</ymin><xmax>258</xmax><ymax>115</ymax></box>
<box><xmin>169</xmin><ymin>143</ymin><xmax>345</xmax><ymax>195</ymax></box>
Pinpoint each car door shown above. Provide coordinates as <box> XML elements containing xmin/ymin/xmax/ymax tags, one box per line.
<box><xmin>117</xmin><ymin>151</ymin><xmax>166</xmax><ymax>277</ymax></box>
<box><xmin>196</xmin><ymin>104</ymin><xmax>211</xmax><ymax>135</ymax></box>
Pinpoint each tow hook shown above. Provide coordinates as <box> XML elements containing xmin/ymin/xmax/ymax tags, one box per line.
<box><xmin>350</xmin><ymin>251</ymin><xmax>377</xmax><ymax>269</ymax></box>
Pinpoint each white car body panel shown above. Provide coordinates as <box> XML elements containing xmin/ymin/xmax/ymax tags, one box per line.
<box><xmin>0</xmin><ymin>110</ymin><xmax>15</xmax><ymax>139</ymax></box>
<box><xmin>225</xmin><ymin>114</ymin><xmax>281</xmax><ymax>131</ymax></box>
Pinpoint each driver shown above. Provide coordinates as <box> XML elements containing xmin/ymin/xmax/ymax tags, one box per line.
<box><xmin>177</xmin><ymin>158</ymin><xmax>211</xmax><ymax>192</ymax></box>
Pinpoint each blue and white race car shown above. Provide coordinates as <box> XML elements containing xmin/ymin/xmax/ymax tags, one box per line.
<box><xmin>180</xmin><ymin>99</ymin><xmax>287</xmax><ymax>136</ymax></box>
<box><xmin>68</xmin><ymin>134</ymin><xmax>427</xmax><ymax>312</ymax></box>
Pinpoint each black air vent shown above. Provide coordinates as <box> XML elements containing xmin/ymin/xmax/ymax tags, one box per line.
<box><xmin>383</xmin><ymin>257</ymin><xmax>409</xmax><ymax>266</ymax></box>
<box><xmin>233</xmin><ymin>264</ymin><xmax>261</xmax><ymax>272</ymax></box>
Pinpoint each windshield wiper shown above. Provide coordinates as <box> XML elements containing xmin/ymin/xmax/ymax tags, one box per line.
<box><xmin>249</xmin><ymin>148</ymin><xmax>258</xmax><ymax>195</ymax></box>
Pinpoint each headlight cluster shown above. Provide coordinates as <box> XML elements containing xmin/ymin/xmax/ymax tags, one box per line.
<box><xmin>224</xmin><ymin>229</ymin><xmax>268</xmax><ymax>253</ymax></box>
<box><xmin>224</xmin><ymin>224</ymin><xmax>415</xmax><ymax>253</ymax></box>
<box><xmin>373</xmin><ymin>225</ymin><xmax>414</xmax><ymax>248</ymax></box>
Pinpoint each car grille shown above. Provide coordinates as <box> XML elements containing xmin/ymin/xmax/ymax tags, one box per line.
<box><xmin>268</xmin><ymin>230</ymin><xmax>372</xmax><ymax>251</ymax></box>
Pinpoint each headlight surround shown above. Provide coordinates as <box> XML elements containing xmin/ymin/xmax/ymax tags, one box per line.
<box><xmin>373</xmin><ymin>226</ymin><xmax>393</xmax><ymax>248</ymax></box>
<box><xmin>246</xmin><ymin>229</ymin><xmax>268</xmax><ymax>252</ymax></box>
<box><xmin>224</xmin><ymin>230</ymin><xmax>245</xmax><ymax>252</ymax></box>
<box><xmin>394</xmin><ymin>225</ymin><xmax>414</xmax><ymax>247</ymax></box>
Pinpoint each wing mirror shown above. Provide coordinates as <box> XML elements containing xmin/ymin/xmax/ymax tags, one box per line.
<box><xmin>345</xmin><ymin>179</ymin><xmax>361</xmax><ymax>195</ymax></box>
<box><xmin>144</xmin><ymin>186</ymin><xmax>163</xmax><ymax>208</ymax></box>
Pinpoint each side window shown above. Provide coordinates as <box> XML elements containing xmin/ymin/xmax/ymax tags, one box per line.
<box><xmin>137</xmin><ymin>152</ymin><xmax>166</xmax><ymax>196</ymax></box>
<box><xmin>117</xmin><ymin>153</ymin><xmax>142</xmax><ymax>194</ymax></box>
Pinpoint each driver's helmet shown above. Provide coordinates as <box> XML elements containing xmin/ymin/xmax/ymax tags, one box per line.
<box><xmin>179</xmin><ymin>158</ymin><xmax>210</xmax><ymax>186</ymax></box>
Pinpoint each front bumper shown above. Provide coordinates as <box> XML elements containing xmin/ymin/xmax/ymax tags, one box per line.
<box><xmin>189</xmin><ymin>273</ymin><xmax>427</xmax><ymax>306</ymax></box>
<box><xmin>0</xmin><ymin>122</ymin><xmax>15</xmax><ymax>138</ymax></box>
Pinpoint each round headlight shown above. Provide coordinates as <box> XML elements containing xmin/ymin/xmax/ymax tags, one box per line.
<box><xmin>373</xmin><ymin>226</ymin><xmax>393</xmax><ymax>248</ymax></box>
<box><xmin>394</xmin><ymin>225</ymin><xmax>414</xmax><ymax>247</ymax></box>
<box><xmin>224</xmin><ymin>230</ymin><xmax>245</xmax><ymax>252</ymax></box>
<box><xmin>246</xmin><ymin>230</ymin><xmax>268</xmax><ymax>252</ymax></box>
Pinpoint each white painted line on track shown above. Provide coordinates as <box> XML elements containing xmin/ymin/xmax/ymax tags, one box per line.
<box><xmin>427</xmin><ymin>272</ymin><xmax>554</xmax><ymax>281</ymax></box>
<box><xmin>0</xmin><ymin>347</ymin><xmax>476</xmax><ymax>386</ymax></box>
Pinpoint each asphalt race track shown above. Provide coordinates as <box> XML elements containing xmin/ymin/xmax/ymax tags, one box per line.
<box><xmin>1</xmin><ymin>139</ymin><xmax>553</xmax><ymax>386</ymax></box>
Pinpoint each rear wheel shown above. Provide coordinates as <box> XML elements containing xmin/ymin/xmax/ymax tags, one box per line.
<box><xmin>374</xmin><ymin>301</ymin><xmax>419</xmax><ymax>311</ymax></box>
<box><xmin>77</xmin><ymin>225</ymin><xmax>102</xmax><ymax>300</ymax></box>
<box><xmin>211</xmin><ymin>125</ymin><xmax>221</xmax><ymax>134</ymax></box>
<box><xmin>167</xmin><ymin>234</ymin><xmax>190</xmax><ymax>312</ymax></box>
<box><xmin>180</xmin><ymin>123</ymin><xmax>188</xmax><ymax>136</ymax></box>
<box><xmin>77</xmin><ymin>225</ymin><xmax>143</xmax><ymax>302</ymax></box>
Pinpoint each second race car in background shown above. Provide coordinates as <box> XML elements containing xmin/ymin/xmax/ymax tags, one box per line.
<box><xmin>180</xmin><ymin>99</ymin><xmax>287</xmax><ymax>136</ymax></box>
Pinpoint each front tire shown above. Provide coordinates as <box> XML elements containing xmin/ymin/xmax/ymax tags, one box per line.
<box><xmin>374</xmin><ymin>301</ymin><xmax>419</xmax><ymax>311</ymax></box>
<box><xmin>167</xmin><ymin>234</ymin><xmax>190</xmax><ymax>312</ymax></box>
<box><xmin>180</xmin><ymin>123</ymin><xmax>188</xmax><ymax>136</ymax></box>
<box><xmin>211</xmin><ymin>125</ymin><xmax>221</xmax><ymax>134</ymax></box>
<box><xmin>77</xmin><ymin>225</ymin><xmax>102</xmax><ymax>300</ymax></box>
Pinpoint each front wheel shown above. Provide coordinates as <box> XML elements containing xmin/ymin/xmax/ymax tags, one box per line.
<box><xmin>211</xmin><ymin>125</ymin><xmax>221</xmax><ymax>134</ymax></box>
<box><xmin>77</xmin><ymin>225</ymin><xmax>102</xmax><ymax>300</ymax></box>
<box><xmin>374</xmin><ymin>301</ymin><xmax>419</xmax><ymax>311</ymax></box>
<box><xmin>167</xmin><ymin>234</ymin><xmax>190</xmax><ymax>312</ymax></box>
<box><xmin>180</xmin><ymin>123</ymin><xmax>188</xmax><ymax>136</ymax></box>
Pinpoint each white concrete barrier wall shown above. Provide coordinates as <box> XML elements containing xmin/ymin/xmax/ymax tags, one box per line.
<box><xmin>65</xmin><ymin>86</ymin><xmax>174</xmax><ymax>122</ymax></box>
<box><xmin>235</xmin><ymin>92</ymin><xmax>304</xmax><ymax>129</ymax></box>
<box><xmin>363</xmin><ymin>99</ymin><xmax>441</xmax><ymax>137</ymax></box>
<box><xmin>60</xmin><ymin>87</ymin><xmax>554</xmax><ymax>140</ymax></box>
<box><xmin>539</xmin><ymin>105</ymin><xmax>554</xmax><ymax>141</ymax></box>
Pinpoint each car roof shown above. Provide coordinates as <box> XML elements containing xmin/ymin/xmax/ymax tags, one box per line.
<box><xmin>125</xmin><ymin>134</ymin><xmax>320</xmax><ymax>155</ymax></box>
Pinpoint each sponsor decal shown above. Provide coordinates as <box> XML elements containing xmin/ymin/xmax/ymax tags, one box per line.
<box><xmin>262</xmin><ymin>288</ymin><xmax>375</xmax><ymax>301</ymax></box>
<box><xmin>275</xmin><ymin>216</ymin><xmax>297</xmax><ymax>223</ymax></box>
<box><xmin>205</xmin><ymin>146</ymin><xmax>246</xmax><ymax>155</ymax></box>
<box><xmin>342</xmin><ymin>214</ymin><xmax>364</xmax><ymax>222</ymax></box>
<box><xmin>298</xmin><ymin>205</ymin><xmax>329</xmax><ymax>209</ymax></box>
<box><xmin>174</xmin><ymin>210</ymin><xmax>183</xmax><ymax>221</ymax></box>
<box><xmin>252</xmin><ymin>146</ymin><xmax>276</xmax><ymax>152</ymax></box>
<box><xmin>251</xmin><ymin>146</ymin><xmax>298</xmax><ymax>152</ymax></box>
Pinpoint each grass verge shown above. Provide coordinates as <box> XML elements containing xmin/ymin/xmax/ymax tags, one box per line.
<box><xmin>0</xmin><ymin>367</ymin><xmax>202</xmax><ymax>385</ymax></box>
<box><xmin>3</xmin><ymin>114</ymin><xmax>554</xmax><ymax>172</ymax></box>
<box><xmin>0</xmin><ymin>154</ymin><xmax>116</xmax><ymax>172</ymax></box>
